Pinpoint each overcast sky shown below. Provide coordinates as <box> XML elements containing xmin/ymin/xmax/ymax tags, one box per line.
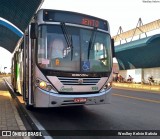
<box><xmin>0</xmin><ymin>0</ymin><xmax>160</xmax><ymax>72</ymax></box>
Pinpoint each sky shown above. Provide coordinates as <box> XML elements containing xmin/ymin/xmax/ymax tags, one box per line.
<box><xmin>0</xmin><ymin>0</ymin><xmax>160</xmax><ymax>72</ymax></box>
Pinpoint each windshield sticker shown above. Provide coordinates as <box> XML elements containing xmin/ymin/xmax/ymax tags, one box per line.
<box><xmin>81</xmin><ymin>61</ymin><xmax>90</xmax><ymax>71</ymax></box>
<box><xmin>55</xmin><ymin>59</ymin><xmax>60</xmax><ymax>66</ymax></box>
<box><xmin>42</xmin><ymin>59</ymin><xmax>50</xmax><ymax>65</ymax></box>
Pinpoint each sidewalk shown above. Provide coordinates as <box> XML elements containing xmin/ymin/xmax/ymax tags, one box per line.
<box><xmin>0</xmin><ymin>77</ymin><xmax>29</xmax><ymax>139</ymax></box>
<box><xmin>112</xmin><ymin>82</ymin><xmax>160</xmax><ymax>92</ymax></box>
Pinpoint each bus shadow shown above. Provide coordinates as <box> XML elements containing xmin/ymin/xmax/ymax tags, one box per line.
<box><xmin>29</xmin><ymin>105</ymin><xmax>114</xmax><ymax>130</ymax></box>
<box><xmin>31</xmin><ymin>105</ymin><xmax>87</xmax><ymax>116</ymax></box>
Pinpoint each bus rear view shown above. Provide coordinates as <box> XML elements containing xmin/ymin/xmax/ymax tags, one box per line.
<box><xmin>12</xmin><ymin>9</ymin><xmax>114</xmax><ymax>108</ymax></box>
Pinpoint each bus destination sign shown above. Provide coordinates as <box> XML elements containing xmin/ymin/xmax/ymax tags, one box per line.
<box><xmin>43</xmin><ymin>10</ymin><xmax>108</xmax><ymax>30</ymax></box>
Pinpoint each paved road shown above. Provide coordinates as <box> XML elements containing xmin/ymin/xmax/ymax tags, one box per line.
<box><xmin>28</xmin><ymin>88</ymin><xmax>160</xmax><ymax>139</ymax></box>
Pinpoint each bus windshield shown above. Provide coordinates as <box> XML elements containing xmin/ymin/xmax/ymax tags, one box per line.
<box><xmin>37</xmin><ymin>24</ymin><xmax>112</xmax><ymax>72</ymax></box>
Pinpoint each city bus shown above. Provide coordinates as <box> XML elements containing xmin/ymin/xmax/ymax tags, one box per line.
<box><xmin>11</xmin><ymin>9</ymin><xmax>115</xmax><ymax>109</ymax></box>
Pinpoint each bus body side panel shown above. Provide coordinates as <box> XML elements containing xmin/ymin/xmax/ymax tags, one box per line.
<box><xmin>23</xmin><ymin>35</ymin><xmax>27</xmax><ymax>100</ymax></box>
<box><xmin>11</xmin><ymin>55</ymin><xmax>16</xmax><ymax>92</ymax></box>
<box><xmin>23</xmin><ymin>34</ymin><xmax>29</xmax><ymax>102</ymax></box>
<box><xmin>12</xmin><ymin>52</ymin><xmax>20</xmax><ymax>93</ymax></box>
<box><xmin>28</xmin><ymin>27</ymin><xmax>32</xmax><ymax>105</ymax></box>
<box><xmin>17</xmin><ymin>49</ymin><xmax>23</xmax><ymax>95</ymax></box>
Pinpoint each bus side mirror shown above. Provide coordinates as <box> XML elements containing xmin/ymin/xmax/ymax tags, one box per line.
<box><xmin>30</xmin><ymin>23</ymin><xmax>38</xmax><ymax>39</ymax></box>
<box><xmin>111</xmin><ymin>38</ymin><xmax>115</xmax><ymax>58</ymax></box>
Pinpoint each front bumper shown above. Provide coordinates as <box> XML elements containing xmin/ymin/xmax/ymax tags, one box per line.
<box><xmin>34</xmin><ymin>87</ymin><xmax>112</xmax><ymax>107</ymax></box>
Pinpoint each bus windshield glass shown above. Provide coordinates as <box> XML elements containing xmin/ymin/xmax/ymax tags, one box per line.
<box><xmin>37</xmin><ymin>24</ymin><xmax>112</xmax><ymax>72</ymax></box>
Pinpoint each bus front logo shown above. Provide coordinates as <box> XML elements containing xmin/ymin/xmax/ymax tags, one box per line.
<box><xmin>78</xmin><ymin>79</ymin><xmax>83</xmax><ymax>84</ymax></box>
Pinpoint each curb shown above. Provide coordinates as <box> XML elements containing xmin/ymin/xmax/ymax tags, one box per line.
<box><xmin>112</xmin><ymin>82</ymin><xmax>160</xmax><ymax>92</ymax></box>
<box><xmin>3</xmin><ymin>77</ymin><xmax>53</xmax><ymax>139</ymax></box>
<box><xmin>3</xmin><ymin>78</ymin><xmax>30</xmax><ymax>139</ymax></box>
<box><xmin>9</xmin><ymin>96</ymin><xmax>30</xmax><ymax>139</ymax></box>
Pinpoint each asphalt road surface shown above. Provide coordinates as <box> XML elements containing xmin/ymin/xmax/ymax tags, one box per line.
<box><xmin>28</xmin><ymin>88</ymin><xmax>160</xmax><ymax>139</ymax></box>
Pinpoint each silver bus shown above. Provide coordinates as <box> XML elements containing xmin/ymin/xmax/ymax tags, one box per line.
<box><xmin>11</xmin><ymin>9</ymin><xmax>115</xmax><ymax>109</ymax></box>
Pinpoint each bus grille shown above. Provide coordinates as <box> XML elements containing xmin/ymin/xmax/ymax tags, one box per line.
<box><xmin>58</xmin><ymin>77</ymin><xmax>100</xmax><ymax>85</ymax></box>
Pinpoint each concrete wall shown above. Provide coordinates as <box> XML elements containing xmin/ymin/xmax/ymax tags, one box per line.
<box><xmin>119</xmin><ymin>69</ymin><xmax>142</xmax><ymax>83</ymax></box>
<box><xmin>119</xmin><ymin>67</ymin><xmax>160</xmax><ymax>84</ymax></box>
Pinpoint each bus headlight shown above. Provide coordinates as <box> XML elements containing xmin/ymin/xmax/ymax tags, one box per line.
<box><xmin>39</xmin><ymin>81</ymin><xmax>52</xmax><ymax>91</ymax></box>
<box><xmin>103</xmin><ymin>74</ymin><xmax>113</xmax><ymax>90</ymax></box>
<box><xmin>106</xmin><ymin>82</ymin><xmax>112</xmax><ymax>88</ymax></box>
<box><xmin>103</xmin><ymin>82</ymin><xmax>112</xmax><ymax>90</ymax></box>
<box><xmin>36</xmin><ymin>79</ymin><xmax>57</xmax><ymax>93</ymax></box>
<box><xmin>39</xmin><ymin>81</ymin><xmax>47</xmax><ymax>89</ymax></box>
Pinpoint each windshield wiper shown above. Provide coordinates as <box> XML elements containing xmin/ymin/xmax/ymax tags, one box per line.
<box><xmin>88</xmin><ymin>27</ymin><xmax>97</xmax><ymax>60</ymax></box>
<box><xmin>61</xmin><ymin>22</ymin><xmax>73</xmax><ymax>60</ymax></box>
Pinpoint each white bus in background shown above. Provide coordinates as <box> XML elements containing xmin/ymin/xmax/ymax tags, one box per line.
<box><xmin>11</xmin><ymin>9</ymin><xmax>115</xmax><ymax>109</ymax></box>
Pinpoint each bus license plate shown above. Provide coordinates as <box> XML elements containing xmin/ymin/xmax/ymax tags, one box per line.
<box><xmin>74</xmin><ymin>98</ymin><xmax>87</xmax><ymax>103</ymax></box>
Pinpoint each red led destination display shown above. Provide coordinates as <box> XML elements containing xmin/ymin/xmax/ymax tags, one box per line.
<box><xmin>43</xmin><ymin>10</ymin><xmax>108</xmax><ymax>30</ymax></box>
